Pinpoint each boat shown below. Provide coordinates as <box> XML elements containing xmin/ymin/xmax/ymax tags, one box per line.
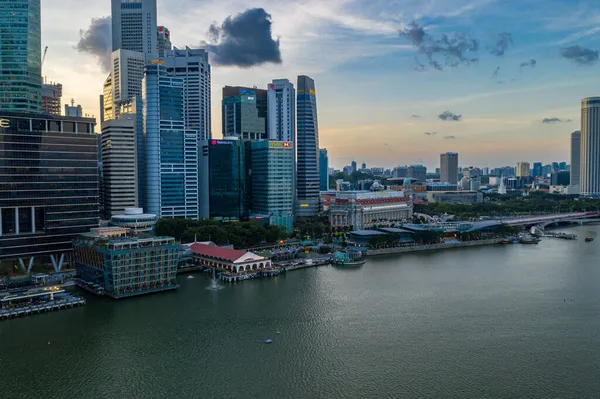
<box><xmin>585</xmin><ymin>237</ymin><xmax>594</xmax><ymax>242</ymax></box>
<box><xmin>519</xmin><ymin>234</ymin><xmax>540</xmax><ymax>244</ymax></box>
<box><xmin>332</xmin><ymin>250</ymin><xmax>366</xmax><ymax>267</ymax></box>
<box><xmin>265</xmin><ymin>339</ymin><xmax>273</xmax><ymax>344</ymax></box>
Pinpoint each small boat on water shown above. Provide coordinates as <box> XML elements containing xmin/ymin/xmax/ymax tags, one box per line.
<box><xmin>519</xmin><ymin>234</ymin><xmax>540</xmax><ymax>244</ymax></box>
<box><xmin>333</xmin><ymin>250</ymin><xmax>366</xmax><ymax>267</ymax></box>
<box><xmin>585</xmin><ymin>237</ymin><xmax>594</xmax><ymax>242</ymax></box>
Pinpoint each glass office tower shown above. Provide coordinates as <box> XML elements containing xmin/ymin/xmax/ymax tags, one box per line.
<box><xmin>0</xmin><ymin>0</ymin><xmax>42</xmax><ymax>112</ymax></box>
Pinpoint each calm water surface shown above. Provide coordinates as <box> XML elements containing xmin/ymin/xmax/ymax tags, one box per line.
<box><xmin>1</xmin><ymin>225</ymin><xmax>600</xmax><ymax>398</ymax></box>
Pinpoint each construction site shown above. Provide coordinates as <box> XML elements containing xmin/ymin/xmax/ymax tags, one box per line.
<box><xmin>73</xmin><ymin>227</ymin><xmax>180</xmax><ymax>299</ymax></box>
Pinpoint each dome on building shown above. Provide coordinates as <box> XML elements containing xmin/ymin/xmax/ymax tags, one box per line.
<box><xmin>110</xmin><ymin>208</ymin><xmax>158</xmax><ymax>232</ymax></box>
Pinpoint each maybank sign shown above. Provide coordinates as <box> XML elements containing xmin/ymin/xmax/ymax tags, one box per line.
<box><xmin>269</xmin><ymin>141</ymin><xmax>292</xmax><ymax>148</ymax></box>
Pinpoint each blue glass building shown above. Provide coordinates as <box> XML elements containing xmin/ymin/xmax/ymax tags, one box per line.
<box><xmin>319</xmin><ymin>148</ymin><xmax>329</xmax><ymax>191</ymax></box>
<box><xmin>143</xmin><ymin>64</ymin><xmax>199</xmax><ymax>219</ymax></box>
<box><xmin>0</xmin><ymin>0</ymin><xmax>42</xmax><ymax>112</ymax></box>
<box><xmin>296</xmin><ymin>76</ymin><xmax>320</xmax><ymax>217</ymax></box>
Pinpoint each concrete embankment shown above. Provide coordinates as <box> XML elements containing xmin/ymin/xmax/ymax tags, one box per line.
<box><xmin>366</xmin><ymin>239</ymin><xmax>504</xmax><ymax>257</ymax></box>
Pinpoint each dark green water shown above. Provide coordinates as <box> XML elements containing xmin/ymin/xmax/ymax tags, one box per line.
<box><xmin>2</xmin><ymin>225</ymin><xmax>600</xmax><ymax>398</ymax></box>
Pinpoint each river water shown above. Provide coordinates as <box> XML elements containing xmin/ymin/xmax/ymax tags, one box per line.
<box><xmin>1</xmin><ymin>225</ymin><xmax>600</xmax><ymax>398</ymax></box>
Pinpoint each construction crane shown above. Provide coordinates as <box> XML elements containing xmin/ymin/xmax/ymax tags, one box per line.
<box><xmin>41</xmin><ymin>46</ymin><xmax>48</xmax><ymax>68</ymax></box>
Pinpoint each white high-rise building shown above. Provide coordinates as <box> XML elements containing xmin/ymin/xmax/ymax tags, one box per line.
<box><xmin>111</xmin><ymin>0</ymin><xmax>157</xmax><ymax>59</ymax></box>
<box><xmin>570</xmin><ymin>131</ymin><xmax>581</xmax><ymax>187</ymax></box>
<box><xmin>110</xmin><ymin>49</ymin><xmax>146</xmax><ymax>104</ymax></box>
<box><xmin>164</xmin><ymin>48</ymin><xmax>212</xmax><ymax>218</ymax></box>
<box><xmin>516</xmin><ymin>161</ymin><xmax>530</xmax><ymax>177</ymax></box>
<box><xmin>267</xmin><ymin>79</ymin><xmax>295</xmax><ymax>142</ymax></box>
<box><xmin>580</xmin><ymin>97</ymin><xmax>600</xmax><ymax>197</ymax></box>
<box><xmin>101</xmin><ymin>116</ymin><xmax>139</xmax><ymax>217</ymax></box>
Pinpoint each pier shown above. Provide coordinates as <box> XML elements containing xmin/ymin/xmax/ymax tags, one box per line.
<box><xmin>1</xmin><ymin>289</ymin><xmax>85</xmax><ymax>321</ymax></box>
<box><xmin>366</xmin><ymin>238</ymin><xmax>504</xmax><ymax>256</ymax></box>
<box><xmin>542</xmin><ymin>232</ymin><xmax>577</xmax><ymax>240</ymax></box>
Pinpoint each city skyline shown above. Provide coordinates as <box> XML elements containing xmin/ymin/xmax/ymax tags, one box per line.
<box><xmin>43</xmin><ymin>0</ymin><xmax>598</xmax><ymax>168</ymax></box>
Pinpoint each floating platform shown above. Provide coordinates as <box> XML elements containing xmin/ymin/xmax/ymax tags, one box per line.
<box><xmin>0</xmin><ymin>293</ymin><xmax>85</xmax><ymax>321</ymax></box>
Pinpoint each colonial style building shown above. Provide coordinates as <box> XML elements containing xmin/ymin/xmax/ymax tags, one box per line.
<box><xmin>329</xmin><ymin>191</ymin><xmax>413</xmax><ymax>230</ymax></box>
<box><xmin>190</xmin><ymin>243</ymin><xmax>271</xmax><ymax>274</ymax></box>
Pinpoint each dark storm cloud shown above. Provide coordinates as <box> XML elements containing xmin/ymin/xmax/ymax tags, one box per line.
<box><xmin>560</xmin><ymin>45</ymin><xmax>599</xmax><ymax>65</ymax></box>
<box><xmin>489</xmin><ymin>32</ymin><xmax>512</xmax><ymax>56</ymax></box>
<box><xmin>438</xmin><ymin>111</ymin><xmax>463</xmax><ymax>121</ymax></box>
<box><xmin>423</xmin><ymin>131</ymin><xmax>437</xmax><ymax>136</ymax></box>
<box><xmin>75</xmin><ymin>16</ymin><xmax>112</xmax><ymax>73</ymax></box>
<box><xmin>520</xmin><ymin>59</ymin><xmax>536</xmax><ymax>68</ymax></box>
<box><xmin>541</xmin><ymin>117</ymin><xmax>572</xmax><ymax>124</ymax></box>
<box><xmin>444</xmin><ymin>136</ymin><xmax>457</xmax><ymax>140</ymax></box>
<box><xmin>201</xmin><ymin>8</ymin><xmax>282</xmax><ymax>68</ymax></box>
<box><xmin>399</xmin><ymin>22</ymin><xmax>478</xmax><ymax>71</ymax></box>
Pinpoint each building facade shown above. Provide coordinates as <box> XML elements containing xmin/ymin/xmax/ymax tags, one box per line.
<box><xmin>222</xmin><ymin>86</ymin><xmax>267</xmax><ymax>140</ymax></box>
<box><xmin>580</xmin><ymin>97</ymin><xmax>600</xmax><ymax>197</ymax></box>
<box><xmin>571</xmin><ymin>131</ymin><xmax>581</xmax><ymax>187</ymax></box>
<box><xmin>190</xmin><ymin>243</ymin><xmax>271</xmax><ymax>274</ymax></box>
<box><xmin>111</xmin><ymin>0</ymin><xmax>157</xmax><ymax>58</ymax></box>
<box><xmin>250</xmin><ymin>141</ymin><xmax>295</xmax><ymax>232</ymax></box>
<box><xmin>516</xmin><ymin>161</ymin><xmax>530</xmax><ymax>177</ymax></box>
<box><xmin>0</xmin><ymin>113</ymin><xmax>98</xmax><ymax>271</ymax></box>
<box><xmin>551</xmin><ymin>171</ymin><xmax>570</xmax><ymax>186</ymax></box>
<box><xmin>329</xmin><ymin>191</ymin><xmax>413</xmax><ymax>230</ymax></box>
<box><xmin>319</xmin><ymin>148</ymin><xmax>329</xmax><ymax>191</ymax></box>
<box><xmin>209</xmin><ymin>139</ymin><xmax>249</xmax><ymax>221</ymax></box>
<box><xmin>74</xmin><ymin>227</ymin><xmax>178</xmax><ymax>299</ymax></box>
<box><xmin>296</xmin><ymin>76</ymin><xmax>320</xmax><ymax>217</ymax></box>
<box><xmin>267</xmin><ymin>79</ymin><xmax>295</xmax><ymax>142</ymax></box>
<box><xmin>101</xmin><ymin>116</ymin><xmax>138</xmax><ymax>217</ymax></box>
<box><xmin>0</xmin><ymin>0</ymin><xmax>42</xmax><ymax>112</ymax></box>
<box><xmin>157</xmin><ymin>26</ymin><xmax>171</xmax><ymax>58</ymax></box>
<box><xmin>440</xmin><ymin>152</ymin><xmax>458</xmax><ymax>184</ymax></box>
<box><xmin>143</xmin><ymin>64</ymin><xmax>199</xmax><ymax>219</ymax></box>
<box><xmin>110</xmin><ymin>49</ymin><xmax>146</xmax><ymax>107</ymax></box>
<box><xmin>426</xmin><ymin>191</ymin><xmax>483</xmax><ymax>205</ymax></box>
<box><xmin>407</xmin><ymin>165</ymin><xmax>427</xmax><ymax>183</ymax></box>
<box><xmin>41</xmin><ymin>82</ymin><xmax>63</xmax><ymax>115</ymax></box>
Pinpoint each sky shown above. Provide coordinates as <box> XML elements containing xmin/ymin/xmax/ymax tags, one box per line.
<box><xmin>41</xmin><ymin>0</ymin><xmax>600</xmax><ymax>170</ymax></box>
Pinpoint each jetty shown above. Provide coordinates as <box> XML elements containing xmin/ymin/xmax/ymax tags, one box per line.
<box><xmin>1</xmin><ymin>288</ymin><xmax>85</xmax><ymax>321</ymax></box>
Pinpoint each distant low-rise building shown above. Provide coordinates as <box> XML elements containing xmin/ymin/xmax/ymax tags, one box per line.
<box><xmin>426</xmin><ymin>191</ymin><xmax>483</xmax><ymax>205</ymax></box>
<box><xmin>190</xmin><ymin>243</ymin><xmax>271</xmax><ymax>274</ymax></box>
<box><xmin>329</xmin><ymin>191</ymin><xmax>413</xmax><ymax>230</ymax></box>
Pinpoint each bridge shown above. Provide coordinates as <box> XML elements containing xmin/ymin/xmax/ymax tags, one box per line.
<box><xmin>502</xmin><ymin>211</ymin><xmax>600</xmax><ymax>229</ymax></box>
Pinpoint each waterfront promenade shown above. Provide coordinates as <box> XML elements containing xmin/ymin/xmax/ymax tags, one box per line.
<box><xmin>367</xmin><ymin>238</ymin><xmax>504</xmax><ymax>256</ymax></box>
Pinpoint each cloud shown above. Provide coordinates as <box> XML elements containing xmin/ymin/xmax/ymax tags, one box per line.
<box><xmin>560</xmin><ymin>45</ymin><xmax>599</xmax><ymax>65</ymax></box>
<box><xmin>74</xmin><ymin>16</ymin><xmax>112</xmax><ymax>73</ymax></box>
<box><xmin>489</xmin><ymin>32</ymin><xmax>512</xmax><ymax>56</ymax></box>
<box><xmin>411</xmin><ymin>114</ymin><xmax>421</xmax><ymax>118</ymax></box>
<box><xmin>541</xmin><ymin>117</ymin><xmax>572</xmax><ymax>124</ymax></box>
<box><xmin>399</xmin><ymin>22</ymin><xmax>478</xmax><ymax>71</ymax></box>
<box><xmin>423</xmin><ymin>131</ymin><xmax>437</xmax><ymax>136</ymax></box>
<box><xmin>438</xmin><ymin>111</ymin><xmax>463</xmax><ymax>121</ymax></box>
<box><xmin>444</xmin><ymin>136</ymin><xmax>457</xmax><ymax>140</ymax></box>
<box><xmin>520</xmin><ymin>59</ymin><xmax>537</xmax><ymax>68</ymax></box>
<box><xmin>201</xmin><ymin>8</ymin><xmax>282</xmax><ymax>68</ymax></box>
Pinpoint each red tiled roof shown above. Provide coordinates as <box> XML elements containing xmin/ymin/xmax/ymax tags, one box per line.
<box><xmin>356</xmin><ymin>197</ymin><xmax>410</xmax><ymax>205</ymax></box>
<box><xmin>190</xmin><ymin>243</ymin><xmax>248</xmax><ymax>262</ymax></box>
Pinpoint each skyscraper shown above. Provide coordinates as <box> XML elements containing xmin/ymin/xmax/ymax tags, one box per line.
<box><xmin>351</xmin><ymin>161</ymin><xmax>357</xmax><ymax>173</ymax></box>
<box><xmin>143</xmin><ymin>64</ymin><xmax>199</xmax><ymax>219</ymax></box>
<box><xmin>164</xmin><ymin>48</ymin><xmax>212</xmax><ymax>217</ymax></box>
<box><xmin>101</xmin><ymin>116</ymin><xmax>138</xmax><ymax>217</ymax></box>
<box><xmin>407</xmin><ymin>165</ymin><xmax>427</xmax><ymax>183</ymax></box>
<box><xmin>222</xmin><ymin>86</ymin><xmax>267</xmax><ymax>140</ymax></box>
<box><xmin>250</xmin><ymin>141</ymin><xmax>295</xmax><ymax>232</ymax></box>
<box><xmin>111</xmin><ymin>0</ymin><xmax>158</xmax><ymax>59</ymax></box>
<box><xmin>208</xmin><ymin>139</ymin><xmax>250</xmax><ymax>221</ymax></box>
<box><xmin>0</xmin><ymin>0</ymin><xmax>42</xmax><ymax>112</ymax></box>
<box><xmin>41</xmin><ymin>82</ymin><xmax>63</xmax><ymax>115</ymax></box>
<box><xmin>532</xmin><ymin>162</ymin><xmax>543</xmax><ymax>178</ymax></box>
<box><xmin>516</xmin><ymin>161</ymin><xmax>530</xmax><ymax>177</ymax></box>
<box><xmin>296</xmin><ymin>75</ymin><xmax>320</xmax><ymax>218</ymax></box>
<box><xmin>580</xmin><ymin>97</ymin><xmax>600</xmax><ymax>197</ymax></box>
<box><xmin>157</xmin><ymin>26</ymin><xmax>172</xmax><ymax>58</ymax></box>
<box><xmin>267</xmin><ymin>79</ymin><xmax>295</xmax><ymax>142</ymax></box>
<box><xmin>110</xmin><ymin>50</ymin><xmax>146</xmax><ymax>105</ymax></box>
<box><xmin>440</xmin><ymin>153</ymin><xmax>459</xmax><ymax>184</ymax></box>
<box><xmin>319</xmin><ymin>149</ymin><xmax>329</xmax><ymax>191</ymax></box>
<box><xmin>571</xmin><ymin>131</ymin><xmax>581</xmax><ymax>187</ymax></box>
